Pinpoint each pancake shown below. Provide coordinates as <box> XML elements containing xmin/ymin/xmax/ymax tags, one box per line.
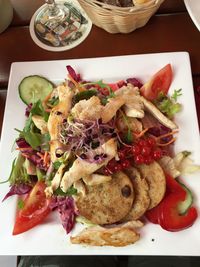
<box><xmin>137</xmin><ymin>161</ymin><xmax>166</xmax><ymax>209</ymax></box>
<box><xmin>75</xmin><ymin>172</ymin><xmax>134</xmax><ymax>225</ymax></box>
<box><xmin>124</xmin><ymin>167</ymin><xmax>150</xmax><ymax>220</ymax></box>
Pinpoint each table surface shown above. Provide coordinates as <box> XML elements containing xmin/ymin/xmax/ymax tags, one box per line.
<box><xmin>1</xmin><ymin>0</ymin><xmax>200</xmax><ymax>84</ymax></box>
<box><xmin>1</xmin><ymin>0</ymin><xmax>200</xmax><ymax>133</ymax></box>
<box><xmin>0</xmin><ymin>0</ymin><xmax>200</xmax><ymax>132</ymax></box>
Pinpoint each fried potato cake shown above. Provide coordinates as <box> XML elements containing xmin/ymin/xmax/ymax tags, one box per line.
<box><xmin>75</xmin><ymin>172</ymin><xmax>134</xmax><ymax>225</ymax></box>
<box><xmin>123</xmin><ymin>167</ymin><xmax>150</xmax><ymax>221</ymax></box>
<box><xmin>137</xmin><ymin>161</ymin><xmax>166</xmax><ymax>209</ymax></box>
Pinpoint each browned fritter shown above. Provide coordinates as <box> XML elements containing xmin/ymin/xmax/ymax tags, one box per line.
<box><xmin>137</xmin><ymin>161</ymin><xmax>166</xmax><ymax>209</ymax></box>
<box><xmin>123</xmin><ymin>167</ymin><xmax>150</xmax><ymax>221</ymax></box>
<box><xmin>75</xmin><ymin>172</ymin><xmax>134</xmax><ymax>225</ymax></box>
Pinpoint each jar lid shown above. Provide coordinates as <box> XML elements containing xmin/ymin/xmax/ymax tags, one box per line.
<box><xmin>29</xmin><ymin>0</ymin><xmax>92</xmax><ymax>52</ymax></box>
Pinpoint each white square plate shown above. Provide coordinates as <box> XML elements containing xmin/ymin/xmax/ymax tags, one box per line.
<box><xmin>0</xmin><ymin>52</ymin><xmax>200</xmax><ymax>255</ymax></box>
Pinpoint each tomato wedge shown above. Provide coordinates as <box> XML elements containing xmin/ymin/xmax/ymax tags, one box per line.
<box><xmin>140</xmin><ymin>64</ymin><xmax>173</xmax><ymax>100</ymax></box>
<box><xmin>13</xmin><ymin>181</ymin><xmax>51</xmax><ymax>235</ymax></box>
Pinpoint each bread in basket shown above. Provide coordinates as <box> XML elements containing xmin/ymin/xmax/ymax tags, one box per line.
<box><xmin>77</xmin><ymin>0</ymin><xmax>165</xmax><ymax>33</ymax></box>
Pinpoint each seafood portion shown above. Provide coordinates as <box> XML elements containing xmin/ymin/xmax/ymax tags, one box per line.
<box><xmin>8</xmin><ymin>64</ymin><xmax>197</xmax><ymax>248</ymax></box>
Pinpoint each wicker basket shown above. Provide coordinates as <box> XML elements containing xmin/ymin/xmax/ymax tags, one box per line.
<box><xmin>78</xmin><ymin>0</ymin><xmax>165</xmax><ymax>33</ymax></box>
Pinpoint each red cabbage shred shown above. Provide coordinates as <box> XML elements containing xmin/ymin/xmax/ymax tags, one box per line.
<box><xmin>50</xmin><ymin>196</ymin><xmax>77</xmax><ymax>234</ymax></box>
<box><xmin>2</xmin><ymin>184</ymin><xmax>32</xmax><ymax>202</ymax></box>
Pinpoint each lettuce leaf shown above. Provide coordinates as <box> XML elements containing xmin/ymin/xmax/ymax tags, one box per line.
<box><xmin>155</xmin><ymin>89</ymin><xmax>182</xmax><ymax>118</ymax></box>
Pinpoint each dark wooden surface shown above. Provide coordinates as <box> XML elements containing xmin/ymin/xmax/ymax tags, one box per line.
<box><xmin>0</xmin><ymin>0</ymin><xmax>200</xmax><ymax>135</ymax></box>
<box><xmin>9</xmin><ymin>0</ymin><xmax>186</xmax><ymax>27</ymax></box>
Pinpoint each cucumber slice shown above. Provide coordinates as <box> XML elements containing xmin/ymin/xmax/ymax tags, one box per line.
<box><xmin>177</xmin><ymin>181</ymin><xmax>193</xmax><ymax>215</ymax></box>
<box><xmin>19</xmin><ymin>75</ymin><xmax>54</xmax><ymax>105</ymax></box>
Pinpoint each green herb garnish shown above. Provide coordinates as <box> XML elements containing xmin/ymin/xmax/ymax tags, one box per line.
<box><xmin>15</xmin><ymin>124</ymin><xmax>50</xmax><ymax>151</ymax></box>
<box><xmin>53</xmin><ymin>161</ymin><xmax>62</xmax><ymax>170</ymax></box>
<box><xmin>54</xmin><ymin>186</ymin><xmax>77</xmax><ymax>196</ymax></box>
<box><xmin>171</xmin><ymin>89</ymin><xmax>182</xmax><ymax>101</ymax></box>
<box><xmin>36</xmin><ymin>168</ymin><xmax>45</xmax><ymax>181</ymax></box>
<box><xmin>74</xmin><ymin>89</ymin><xmax>97</xmax><ymax>103</ymax></box>
<box><xmin>155</xmin><ymin>89</ymin><xmax>182</xmax><ymax>118</ymax></box>
<box><xmin>8</xmin><ymin>155</ymin><xmax>31</xmax><ymax>185</ymax></box>
<box><xmin>47</xmin><ymin>96</ymin><xmax>59</xmax><ymax>107</ymax></box>
<box><xmin>119</xmin><ymin>109</ymin><xmax>133</xmax><ymax>144</ymax></box>
<box><xmin>31</xmin><ymin>100</ymin><xmax>49</xmax><ymax>122</ymax></box>
<box><xmin>17</xmin><ymin>199</ymin><xmax>25</xmax><ymax>210</ymax></box>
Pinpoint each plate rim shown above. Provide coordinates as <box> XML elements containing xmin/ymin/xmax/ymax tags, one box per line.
<box><xmin>1</xmin><ymin>51</ymin><xmax>200</xmax><ymax>256</ymax></box>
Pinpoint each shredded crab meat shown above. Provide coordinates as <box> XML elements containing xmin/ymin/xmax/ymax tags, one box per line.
<box><xmin>115</xmin><ymin>84</ymin><xmax>144</xmax><ymax>118</ymax></box>
<box><xmin>70</xmin><ymin>220</ymin><xmax>143</xmax><ymax>247</ymax></box>
<box><xmin>45</xmin><ymin>163</ymin><xmax>66</xmax><ymax>197</ymax></box>
<box><xmin>71</xmin><ymin>96</ymin><xmax>102</xmax><ymax>121</ymax></box>
<box><xmin>47</xmin><ymin>84</ymin><xmax>74</xmax><ymax>162</ymax></box>
<box><xmin>70</xmin><ymin>87</ymin><xmax>143</xmax><ymax>124</ymax></box>
<box><xmin>60</xmin><ymin>138</ymin><xmax>118</xmax><ymax>192</ymax></box>
<box><xmin>101</xmin><ymin>95</ymin><xmax>125</xmax><ymax>123</ymax></box>
<box><xmin>140</xmin><ymin>96</ymin><xmax>178</xmax><ymax>130</ymax></box>
<box><xmin>73</xmin><ymin>180</ymin><xmax>86</xmax><ymax>196</ymax></box>
<box><xmin>83</xmin><ymin>174</ymin><xmax>112</xmax><ymax>186</ymax></box>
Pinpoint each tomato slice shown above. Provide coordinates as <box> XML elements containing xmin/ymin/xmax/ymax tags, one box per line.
<box><xmin>140</xmin><ymin>64</ymin><xmax>173</xmax><ymax>100</ymax></box>
<box><xmin>13</xmin><ymin>181</ymin><xmax>51</xmax><ymax>235</ymax></box>
<box><xmin>108</xmin><ymin>83</ymin><xmax>119</xmax><ymax>92</ymax></box>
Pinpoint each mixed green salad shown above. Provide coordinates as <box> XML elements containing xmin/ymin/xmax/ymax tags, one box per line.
<box><xmin>1</xmin><ymin>64</ymin><xmax>199</xmax><ymax>247</ymax></box>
